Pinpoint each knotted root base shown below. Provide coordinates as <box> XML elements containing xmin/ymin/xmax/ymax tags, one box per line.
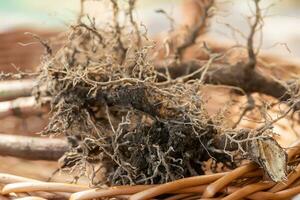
<box><xmin>30</xmin><ymin>0</ymin><xmax>290</xmax><ymax>186</ymax></box>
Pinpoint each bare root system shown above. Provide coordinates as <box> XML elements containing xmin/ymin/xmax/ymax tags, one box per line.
<box><xmin>7</xmin><ymin>0</ymin><xmax>299</xmax><ymax>188</ymax></box>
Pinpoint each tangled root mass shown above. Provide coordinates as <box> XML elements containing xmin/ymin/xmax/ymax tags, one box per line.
<box><xmin>33</xmin><ymin>0</ymin><xmax>287</xmax><ymax>185</ymax></box>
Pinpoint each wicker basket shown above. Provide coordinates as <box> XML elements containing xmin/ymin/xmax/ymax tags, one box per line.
<box><xmin>1</xmin><ymin>140</ymin><xmax>300</xmax><ymax>200</ymax></box>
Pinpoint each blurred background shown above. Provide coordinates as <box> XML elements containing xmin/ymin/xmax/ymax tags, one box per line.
<box><xmin>0</xmin><ymin>0</ymin><xmax>300</xmax><ymax>70</ymax></box>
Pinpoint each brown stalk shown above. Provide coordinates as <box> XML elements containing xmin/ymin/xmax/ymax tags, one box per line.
<box><xmin>157</xmin><ymin>61</ymin><xmax>296</xmax><ymax>108</ymax></box>
<box><xmin>0</xmin><ymin>173</ymin><xmax>71</xmax><ymax>199</ymax></box>
<box><xmin>70</xmin><ymin>186</ymin><xmax>154</xmax><ymax>200</ymax></box>
<box><xmin>0</xmin><ymin>134</ymin><xmax>68</xmax><ymax>161</ymax></box>
<box><xmin>221</xmin><ymin>182</ymin><xmax>275</xmax><ymax>200</ymax></box>
<box><xmin>12</xmin><ymin>197</ymin><xmax>46</xmax><ymax>200</ymax></box>
<box><xmin>164</xmin><ymin>193</ymin><xmax>195</xmax><ymax>200</ymax></box>
<box><xmin>2</xmin><ymin>182</ymin><xmax>88</xmax><ymax>195</ymax></box>
<box><xmin>0</xmin><ymin>173</ymin><xmax>38</xmax><ymax>184</ymax></box>
<box><xmin>202</xmin><ymin>163</ymin><xmax>257</xmax><ymax>198</ymax></box>
<box><xmin>0</xmin><ymin>79</ymin><xmax>35</xmax><ymax>101</ymax></box>
<box><xmin>286</xmin><ymin>140</ymin><xmax>300</xmax><ymax>160</ymax></box>
<box><xmin>175</xmin><ymin>0</ymin><xmax>214</xmax><ymax>60</ymax></box>
<box><xmin>0</xmin><ymin>97</ymin><xmax>48</xmax><ymax>119</ymax></box>
<box><xmin>128</xmin><ymin>165</ymin><xmax>265</xmax><ymax>200</ymax></box>
<box><xmin>129</xmin><ymin>172</ymin><xmax>227</xmax><ymax>200</ymax></box>
<box><xmin>246</xmin><ymin>191</ymin><xmax>277</xmax><ymax>200</ymax></box>
<box><xmin>274</xmin><ymin>185</ymin><xmax>300</xmax><ymax>199</ymax></box>
<box><xmin>245</xmin><ymin>0</ymin><xmax>261</xmax><ymax>69</ymax></box>
<box><xmin>183</xmin><ymin>195</ymin><xmax>209</xmax><ymax>200</ymax></box>
<box><xmin>245</xmin><ymin>184</ymin><xmax>300</xmax><ymax>200</ymax></box>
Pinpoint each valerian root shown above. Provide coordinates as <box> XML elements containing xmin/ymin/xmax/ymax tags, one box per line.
<box><xmin>20</xmin><ymin>0</ymin><xmax>292</xmax><ymax>186</ymax></box>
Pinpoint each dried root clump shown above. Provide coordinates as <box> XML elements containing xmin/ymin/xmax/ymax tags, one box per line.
<box><xmin>32</xmin><ymin>0</ymin><xmax>288</xmax><ymax>186</ymax></box>
<box><xmin>32</xmin><ymin>1</ymin><xmax>215</xmax><ymax>185</ymax></box>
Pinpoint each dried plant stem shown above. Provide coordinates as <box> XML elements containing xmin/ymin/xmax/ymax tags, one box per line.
<box><xmin>0</xmin><ymin>97</ymin><xmax>47</xmax><ymax>119</ymax></box>
<box><xmin>70</xmin><ymin>186</ymin><xmax>153</xmax><ymax>200</ymax></box>
<box><xmin>2</xmin><ymin>182</ymin><xmax>88</xmax><ymax>195</ymax></box>
<box><xmin>0</xmin><ymin>173</ymin><xmax>38</xmax><ymax>184</ymax></box>
<box><xmin>0</xmin><ymin>134</ymin><xmax>68</xmax><ymax>161</ymax></box>
<box><xmin>158</xmin><ymin>61</ymin><xmax>297</xmax><ymax>109</ymax></box>
<box><xmin>129</xmin><ymin>172</ymin><xmax>227</xmax><ymax>200</ymax></box>
<box><xmin>184</xmin><ymin>195</ymin><xmax>210</xmax><ymax>200</ymax></box>
<box><xmin>221</xmin><ymin>182</ymin><xmax>275</xmax><ymax>200</ymax></box>
<box><xmin>164</xmin><ymin>193</ymin><xmax>195</xmax><ymax>200</ymax></box>
<box><xmin>176</xmin><ymin>185</ymin><xmax>207</xmax><ymax>194</ymax></box>
<box><xmin>285</xmin><ymin>140</ymin><xmax>300</xmax><ymax>162</ymax></box>
<box><xmin>13</xmin><ymin>197</ymin><xmax>46</xmax><ymax>200</ymax></box>
<box><xmin>202</xmin><ymin>163</ymin><xmax>257</xmax><ymax>198</ymax></box>
<box><xmin>274</xmin><ymin>185</ymin><xmax>300</xmax><ymax>199</ymax></box>
<box><xmin>0</xmin><ymin>79</ymin><xmax>35</xmax><ymax>101</ymax></box>
<box><xmin>249</xmin><ymin>186</ymin><xmax>300</xmax><ymax>200</ymax></box>
<box><xmin>0</xmin><ymin>173</ymin><xmax>71</xmax><ymax>199</ymax></box>
<box><xmin>245</xmin><ymin>0</ymin><xmax>261</xmax><ymax>69</ymax></box>
<box><xmin>175</xmin><ymin>0</ymin><xmax>214</xmax><ymax>59</ymax></box>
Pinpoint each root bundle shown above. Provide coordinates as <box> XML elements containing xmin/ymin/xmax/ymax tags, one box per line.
<box><xmin>21</xmin><ymin>0</ymin><xmax>299</xmax><ymax>187</ymax></box>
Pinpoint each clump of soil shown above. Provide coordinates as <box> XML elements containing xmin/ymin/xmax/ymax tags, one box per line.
<box><xmin>33</xmin><ymin>0</ymin><xmax>287</xmax><ymax>185</ymax></box>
